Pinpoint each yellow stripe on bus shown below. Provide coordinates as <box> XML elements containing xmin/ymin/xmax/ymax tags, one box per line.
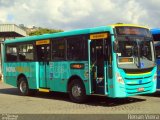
<box><xmin>109</xmin><ymin>24</ymin><xmax>149</xmax><ymax>29</ymax></box>
<box><xmin>126</xmin><ymin>72</ymin><xmax>151</xmax><ymax>76</ymax></box>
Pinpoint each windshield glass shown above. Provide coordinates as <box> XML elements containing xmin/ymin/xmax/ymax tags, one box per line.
<box><xmin>116</xmin><ymin>37</ymin><xmax>155</xmax><ymax>69</ymax></box>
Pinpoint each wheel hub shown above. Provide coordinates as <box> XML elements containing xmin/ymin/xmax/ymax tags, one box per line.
<box><xmin>20</xmin><ymin>81</ymin><xmax>27</xmax><ymax>93</ymax></box>
<box><xmin>72</xmin><ymin>85</ymin><xmax>81</xmax><ymax>97</ymax></box>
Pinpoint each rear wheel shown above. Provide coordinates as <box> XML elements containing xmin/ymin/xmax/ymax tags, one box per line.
<box><xmin>18</xmin><ymin>77</ymin><xmax>34</xmax><ymax>96</ymax></box>
<box><xmin>69</xmin><ymin>79</ymin><xmax>87</xmax><ymax>103</ymax></box>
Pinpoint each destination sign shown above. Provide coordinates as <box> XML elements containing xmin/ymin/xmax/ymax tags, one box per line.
<box><xmin>36</xmin><ymin>40</ymin><xmax>50</xmax><ymax>45</ymax></box>
<box><xmin>116</xmin><ymin>27</ymin><xmax>151</xmax><ymax>37</ymax></box>
<box><xmin>90</xmin><ymin>33</ymin><xmax>108</xmax><ymax>40</ymax></box>
<box><xmin>119</xmin><ymin>57</ymin><xmax>134</xmax><ymax>63</ymax></box>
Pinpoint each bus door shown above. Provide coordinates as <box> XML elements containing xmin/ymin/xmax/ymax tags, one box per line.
<box><xmin>89</xmin><ymin>33</ymin><xmax>109</xmax><ymax>94</ymax></box>
<box><xmin>36</xmin><ymin>40</ymin><xmax>51</xmax><ymax>88</ymax></box>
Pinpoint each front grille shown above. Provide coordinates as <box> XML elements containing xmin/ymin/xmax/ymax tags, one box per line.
<box><xmin>124</xmin><ymin>67</ymin><xmax>153</xmax><ymax>74</ymax></box>
<box><xmin>126</xmin><ymin>81</ymin><xmax>152</xmax><ymax>86</ymax></box>
<box><xmin>126</xmin><ymin>83</ymin><xmax>153</xmax><ymax>94</ymax></box>
<box><xmin>124</xmin><ymin>73</ymin><xmax>153</xmax><ymax>94</ymax></box>
<box><xmin>127</xmin><ymin>90</ymin><xmax>151</xmax><ymax>94</ymax></box>
<box><xmin>125</xmin><ymin>76</ymin><xmax>151</xmax><ymax>80</ymax></box>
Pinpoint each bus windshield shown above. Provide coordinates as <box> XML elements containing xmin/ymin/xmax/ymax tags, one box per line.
<box><xmin>115</xmin><ymin>36</ymin><xmax>155</xmax><ymax>69</ymax></box>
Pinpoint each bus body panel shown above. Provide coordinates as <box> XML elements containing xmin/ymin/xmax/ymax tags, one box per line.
<box><xmin>48</xmin><ymin>61</ymin><xmax>90</xmax><ymax>94</ymax></box>
<box><xmin>108</xmin><ymin>65</ymin><xmax>157</xmax><ymax>98</ymax></box>
<box><xmin>47</xmin><ymin>62</ymin><xmax>69</xmax><ymax>92</ymax></box>
<box><xmin>3</xmin><ymin>62</ymin><xmax>38</xmax><ymax>89</ymax></box>
<box><xmin>3</xmin><ymin>61</ymin><xmax>90</xmax><ymax>94</ymax></box>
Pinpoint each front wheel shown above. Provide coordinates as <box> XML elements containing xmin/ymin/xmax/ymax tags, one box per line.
<box><xmin>69</xmin><ymin>79</ymin><xmax>87</xmax><ymax>103</ymax></box>
<box><xmin>18</xmin><ymin>77</ymin><xmax>34</xmax><ymax>96</ymax></box>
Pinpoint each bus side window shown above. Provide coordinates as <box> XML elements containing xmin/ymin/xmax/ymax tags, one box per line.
<box><xmin>67</xmin><ymin>36</ymin><xmax>87</xmax><ymax>61</ymax></box>
<box><xmin>18</xmin><ymin>44</ymin><xmax>34</xmax><ymax>61</ymax></box>
<box><xmin>46</xmin><ymin>46</ymin><xmax>51</xmax><ymax>61</ymax></box>
<box><xmin>37</xmin><ymin>46</ymin><xmax>45</xmax><ymax>61</ymax></box>
<box><xmin>52</xmin><ymin>39</ymin><xmax>65</xmax><ymax>61</ymax></box>
<box><xmin>6</xmin><ymin>46</ymin><xmax>18</xmax><ymax>62</ymax></box>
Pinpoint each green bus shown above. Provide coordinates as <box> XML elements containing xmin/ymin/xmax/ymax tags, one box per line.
<box><xmin>2</xmin><ymin>24</ymin><xmax>157</xmax><ymax>103</ymax></box>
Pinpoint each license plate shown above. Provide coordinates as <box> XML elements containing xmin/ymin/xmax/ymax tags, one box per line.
<box><xmin>138</xmin><ymin>88</ymin><xmax>144</xmax><ymax>91</ymax></box>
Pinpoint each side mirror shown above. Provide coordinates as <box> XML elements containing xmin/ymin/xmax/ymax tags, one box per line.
<box><xmin>113</xmin><ymin>41</ymin><xmax>119</xmax><ymax>52</ymax></box>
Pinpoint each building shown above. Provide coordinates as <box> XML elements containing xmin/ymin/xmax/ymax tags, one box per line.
<box><xmin>0</xmin><ymin>24</ymin><xmax>27</xmax><ymax>80</ymax></box>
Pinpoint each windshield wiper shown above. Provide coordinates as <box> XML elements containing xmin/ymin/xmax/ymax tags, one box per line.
<box><xmin>133</xmin><ymin>40</ymin><xmax>141</xmax><ymax>69</ymax></box>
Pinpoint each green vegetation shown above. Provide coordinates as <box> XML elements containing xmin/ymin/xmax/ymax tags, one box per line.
<box><xmin>28</xmin><ymin>28</ymin><xmax>63</xmax><ymax>36</ymax></box>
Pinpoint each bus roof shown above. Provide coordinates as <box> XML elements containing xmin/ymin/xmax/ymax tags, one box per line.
<box><xmin>4</xmin><ymin>26</ymin><xmax>113</xmax><ymax>44</ymax></box>
<box><xmin>151</xmin><ymin>28</ymin><xmax>160</xmax><ymax>35</ymax></box>
<box><xmin>4</xmin><ymin>24</ymin><xmax>149</xmax><ymax>44</ymax></box>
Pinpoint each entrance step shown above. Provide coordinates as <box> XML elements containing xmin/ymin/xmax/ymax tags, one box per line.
<box><xmin>38</xmin><ymin>88</ymin><xmax>50</xmax><ymax>92</ymax></box>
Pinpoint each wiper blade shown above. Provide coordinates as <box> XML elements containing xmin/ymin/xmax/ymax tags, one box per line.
<box><xmin>134</xmin><ymin>57</ymin><xmax>140</xmax><ymax>68</ymax></box>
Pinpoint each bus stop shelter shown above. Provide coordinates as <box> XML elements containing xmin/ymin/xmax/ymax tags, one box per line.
<box><xmin>0</xmin><ymin>24</ymin><xmax>27</xmax><ymax>80</ymax></box>
<box><xmin>0</xmin><ymin>24</ymin><xmax>27</xmax><ymax>40</ymax></box>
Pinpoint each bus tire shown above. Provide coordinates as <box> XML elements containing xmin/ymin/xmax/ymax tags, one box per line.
<box><xmin>69</xmin><ymin>79</ymin><xmax>87</xmax><ymax>103</ymax></box>
<box><xmin>18</xmin><ymin>77</ymin><xmax>34</xmax><ymax>96</ymax></box>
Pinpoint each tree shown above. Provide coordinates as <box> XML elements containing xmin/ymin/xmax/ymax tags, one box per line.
<box><xmin>28</xmin><ymin>28</ymin><xmax>63</xmax><ymax>36</ymax></box>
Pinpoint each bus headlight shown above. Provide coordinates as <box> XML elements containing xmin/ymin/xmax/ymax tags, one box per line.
<box><xmin>116</xmin><ymin>73</ymin><xmax>125</xmax><ymax>85</ymax></box>
<box><xmin>153</xmin><ymin>73</ymin><xmax>157</xmax><ymax>81</ymax></box>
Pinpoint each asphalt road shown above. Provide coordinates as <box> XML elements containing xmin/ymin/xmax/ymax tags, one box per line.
<box><xmin>0</xmin><ymin>82</ymin><xmax>160</xmax><ymax>119</ymax></box>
